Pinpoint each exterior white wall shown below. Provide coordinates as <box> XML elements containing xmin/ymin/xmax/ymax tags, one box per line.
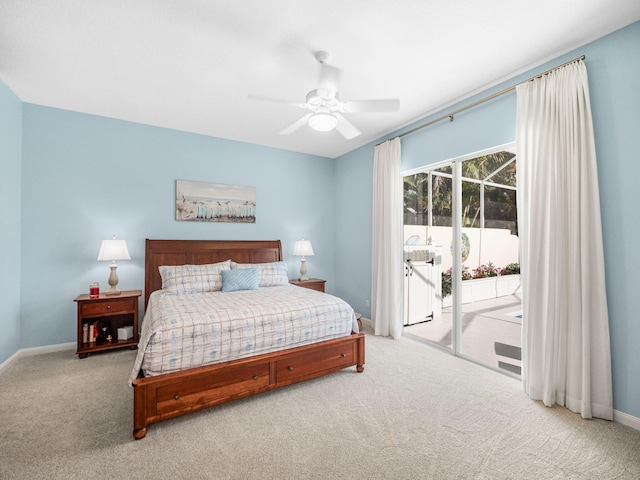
<box><xmin>404</xmin><ymin>225</ymin><xmax>519</xmax><ymax>271</ymax></box>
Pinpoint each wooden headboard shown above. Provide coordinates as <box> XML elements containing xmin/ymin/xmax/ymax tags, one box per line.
<box><xmin>144</xmin><ymin>239</ymin><xmax>283</xmax><ymax>307</ymax></box>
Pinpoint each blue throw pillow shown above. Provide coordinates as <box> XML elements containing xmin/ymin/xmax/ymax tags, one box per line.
<box><xmin>221</xmin><ymin>268</ymin><xmax>259</xmax><ymax>292</ymax></box>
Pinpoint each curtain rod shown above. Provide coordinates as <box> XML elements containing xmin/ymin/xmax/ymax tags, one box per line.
<box><xmin>378</xmin><ymin>54</ymin><xmax>585</xmax><ymax>145</ymax></box>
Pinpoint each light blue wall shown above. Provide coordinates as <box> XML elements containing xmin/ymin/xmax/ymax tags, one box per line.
<box><xmin>20</xmin><ymin>105</ymin><xmax>336</xmax><ymax>348</ymax></box>
<box><xmin>333</xmin><ymin>146</ymin><xmax>374</xmax><ymax>314</ymax></box>
<box><xmin>334</xmin><ymin>21</ymin><xmax>640</xmax><ymax>419</ymax></box>
<box><xmin>0</xmin><ymin>79</ymin><xmax>22</xmax><ymax>364</ymax></box>
<box><xmin>588</xmin><ymin>23</ymin><xmax>640</xmax><ymax>421</ymax></box>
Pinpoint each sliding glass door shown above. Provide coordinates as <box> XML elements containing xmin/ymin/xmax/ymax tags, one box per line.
<box><xmin>403</xmin><ymin>143</ymin><xmax>522</xmax><ymax>375</ymax></box>
<box><xmin>403</xmin><ymin>163</ymin><xmax>454</xmax><ymax>351</ymax></box>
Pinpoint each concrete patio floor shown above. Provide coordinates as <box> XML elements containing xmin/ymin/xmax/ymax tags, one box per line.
<box><xmin>404</xmin><ymin>294</ymin><xmax>523</xmax><ymax>375</ymax></box>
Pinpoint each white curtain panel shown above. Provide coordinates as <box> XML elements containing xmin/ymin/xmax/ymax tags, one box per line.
<box><xmin>371</xmin><ymin>137</ymin><xmax>403</xmax><ymax>338</ymax></box>
<box><xmin>516</xmin><ymin>60</ymin><xmax>613</xmax><ymax>420</ymax></box>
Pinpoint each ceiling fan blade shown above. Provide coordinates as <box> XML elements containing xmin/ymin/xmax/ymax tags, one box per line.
<box><xmin>317</xmin><ymin>63</ymin><xmax>341</xmax><ymax>99</ymax></box>
<box><xmin>279</xmin><ymin>114</ymin><xmax>312</xmax><ymax>135</ymax></box>
<box><xmin>334</xmin><ymin>113</ymin><xmax>361</xmax><ymax>140</ymax></box>
<box><xmin>341</xmin><ymin>98</ymin><xmax>400</xmax><ymax>113</ymax></box>
<box><xmin>248</xmin><ymin>94</ymin><xmax>307</xmax><ymax>108</ymax></box>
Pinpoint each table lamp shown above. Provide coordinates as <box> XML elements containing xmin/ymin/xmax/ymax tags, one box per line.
<box><xmin>97</xmin><ymin>235</ymin><xmax>131</xmax><ymax>295</ymax></box>
<box><xmin>293</xmin><ymin>239</ymin><xmax>314</xmax><ymax>281</ymax></box>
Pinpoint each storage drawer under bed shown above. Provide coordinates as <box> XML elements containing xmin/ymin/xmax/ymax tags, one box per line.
<box><xmin>156</xmin><ymin>362</ymin><xmax>271</xmax><ymax>416</ymax></box>
<box><xmin>275</xmin><ymin>341</ymin><xmax>354</xmax><ymax>384</ymax></box>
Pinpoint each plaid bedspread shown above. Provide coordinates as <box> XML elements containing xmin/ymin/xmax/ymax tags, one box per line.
<box><xmin>129</xmin><ymin>285</ymin><xmax>357</xmax><ymax>384</ymax></box>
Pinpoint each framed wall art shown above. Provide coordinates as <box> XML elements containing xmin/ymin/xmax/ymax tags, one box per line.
<box><xmin>176</xmin><ymin>180</ymin><xmax>256</xmax><ymax>223</ymax></box>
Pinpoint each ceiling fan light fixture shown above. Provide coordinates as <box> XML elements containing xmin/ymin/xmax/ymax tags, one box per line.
<box><xmin>308</xmin><ymin>112</ymin><xmax>338</xmax><ymax>132</ymax></box>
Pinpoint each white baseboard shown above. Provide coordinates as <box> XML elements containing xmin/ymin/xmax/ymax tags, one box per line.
<box><xmin>0</xmin><ymin>349</ymin><xmax>22</xmax><ymax>375</ymax></box>
<box><xmin>614</xmin><ymin>409</ymin><xmax>640</xmax><ymax>431</ymax></box>
<box><xmin>0</xmin><ymin>342</ymin><xmax>75</xmax><ymax>375</ymax></box>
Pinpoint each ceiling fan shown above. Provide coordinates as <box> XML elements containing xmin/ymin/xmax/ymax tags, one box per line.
<box><xmin>248</xmin><ymin>51</ymin><xmax>400</xmax><ymax>139</ymax></box>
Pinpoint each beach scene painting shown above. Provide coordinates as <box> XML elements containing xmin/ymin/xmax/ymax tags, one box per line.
<box><xmin>176</xmin><ymin>180</ymin><xmax>256</xmax><ymax>223</ymax></box>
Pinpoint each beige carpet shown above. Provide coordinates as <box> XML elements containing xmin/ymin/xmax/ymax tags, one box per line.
<box><xmin>1</xmin><ymin>330</ymin><xmax>639</xmax><ymax>480</ymax></box>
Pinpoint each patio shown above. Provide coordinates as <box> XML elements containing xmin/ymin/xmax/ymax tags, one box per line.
<box><xmin>404</xmin><ymin>293</ymin><xmax>522</xmax><ymax>375</ymax></box>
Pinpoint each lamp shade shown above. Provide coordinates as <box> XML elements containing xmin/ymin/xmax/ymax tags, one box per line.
<box><xmin>97</xmin><ymin>236</ymin><xmax>131</xmax><ymax>262</ymax></box>
<box><xmin>293</xmin><ymin>239</ymin><xmax>314</xmax><ymax>257</ymax></box>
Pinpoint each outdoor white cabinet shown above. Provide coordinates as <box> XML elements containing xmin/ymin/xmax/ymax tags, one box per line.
<box><xmin>403</xmin><ymin>248</ymin><xmax>442</xmax><ymax>326</ymax></box>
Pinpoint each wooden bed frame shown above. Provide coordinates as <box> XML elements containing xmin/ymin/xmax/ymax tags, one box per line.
<box><xmin>132</xmin><ymin>239</ymin><xmax>365</xmax><ymax>439</ymax></box>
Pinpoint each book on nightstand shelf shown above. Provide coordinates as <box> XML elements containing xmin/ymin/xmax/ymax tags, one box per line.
<box><xmin>86</xmin><ymin>322</ymin><xmax>100</xmax><ymax>343</ymax></box>
<box><xmin>83</xmin><ymin>321</ymin><xmax>108</xmax><ymax>344</ymax></box>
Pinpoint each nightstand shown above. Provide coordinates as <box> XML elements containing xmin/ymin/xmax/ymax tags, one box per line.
<box><xmin>74</xmin><ymin>290</ymin><xmax>141</xmax><ymax>358</ymax></box>
<box><xmin>289</xmin><ymin>278</ymin><xmax>326</xmax><ymax>293</ymax></box>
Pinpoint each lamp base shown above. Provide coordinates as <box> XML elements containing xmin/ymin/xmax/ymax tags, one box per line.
<box><xmin>106</xmin><ymin>263</ymin><xmax>121</xmax><ymax>295</ymax></box>
<box><xmin>299</xmin><ymin>258</ymin><xmax>309</xmax><ymax>281</ymax></box>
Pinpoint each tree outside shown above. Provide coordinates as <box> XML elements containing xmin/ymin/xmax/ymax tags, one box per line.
<box><xmin>403</xmin><ymin>151</ymin><xmax>517</xmax><ymax>234</ymax></box>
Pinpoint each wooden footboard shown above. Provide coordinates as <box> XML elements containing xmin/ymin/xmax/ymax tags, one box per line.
<box><xmin>133</xmin><ymin>332</ymin><xmax>365</xmax><ymax>439</ymax></box>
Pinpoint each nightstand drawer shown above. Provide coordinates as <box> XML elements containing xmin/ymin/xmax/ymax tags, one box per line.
<box><xmin>81</xmin><ymin>298</ymin><xmax>135</xmax><ymax>317</ymax></box>
<box><xmin>289</xmin><ymin>278</ymin><xmax>326</xmax><ymax>293</ymax></box>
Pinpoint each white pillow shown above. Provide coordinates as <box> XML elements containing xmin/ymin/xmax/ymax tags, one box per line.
<box><xmin>159</xmin><ymin>260</ymin><xmax>231</xmax><ymax>294</ymax></box>
<box><xmin>231</xmin><ymin>261</ymin><xmax>289</xmax><ymax>287</ymax></box>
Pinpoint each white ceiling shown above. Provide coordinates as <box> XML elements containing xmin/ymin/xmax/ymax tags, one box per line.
<box><xmin>2</xmin><ymin>1</ymin><xmax>639</xmax><ymax>159</ymax></box>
